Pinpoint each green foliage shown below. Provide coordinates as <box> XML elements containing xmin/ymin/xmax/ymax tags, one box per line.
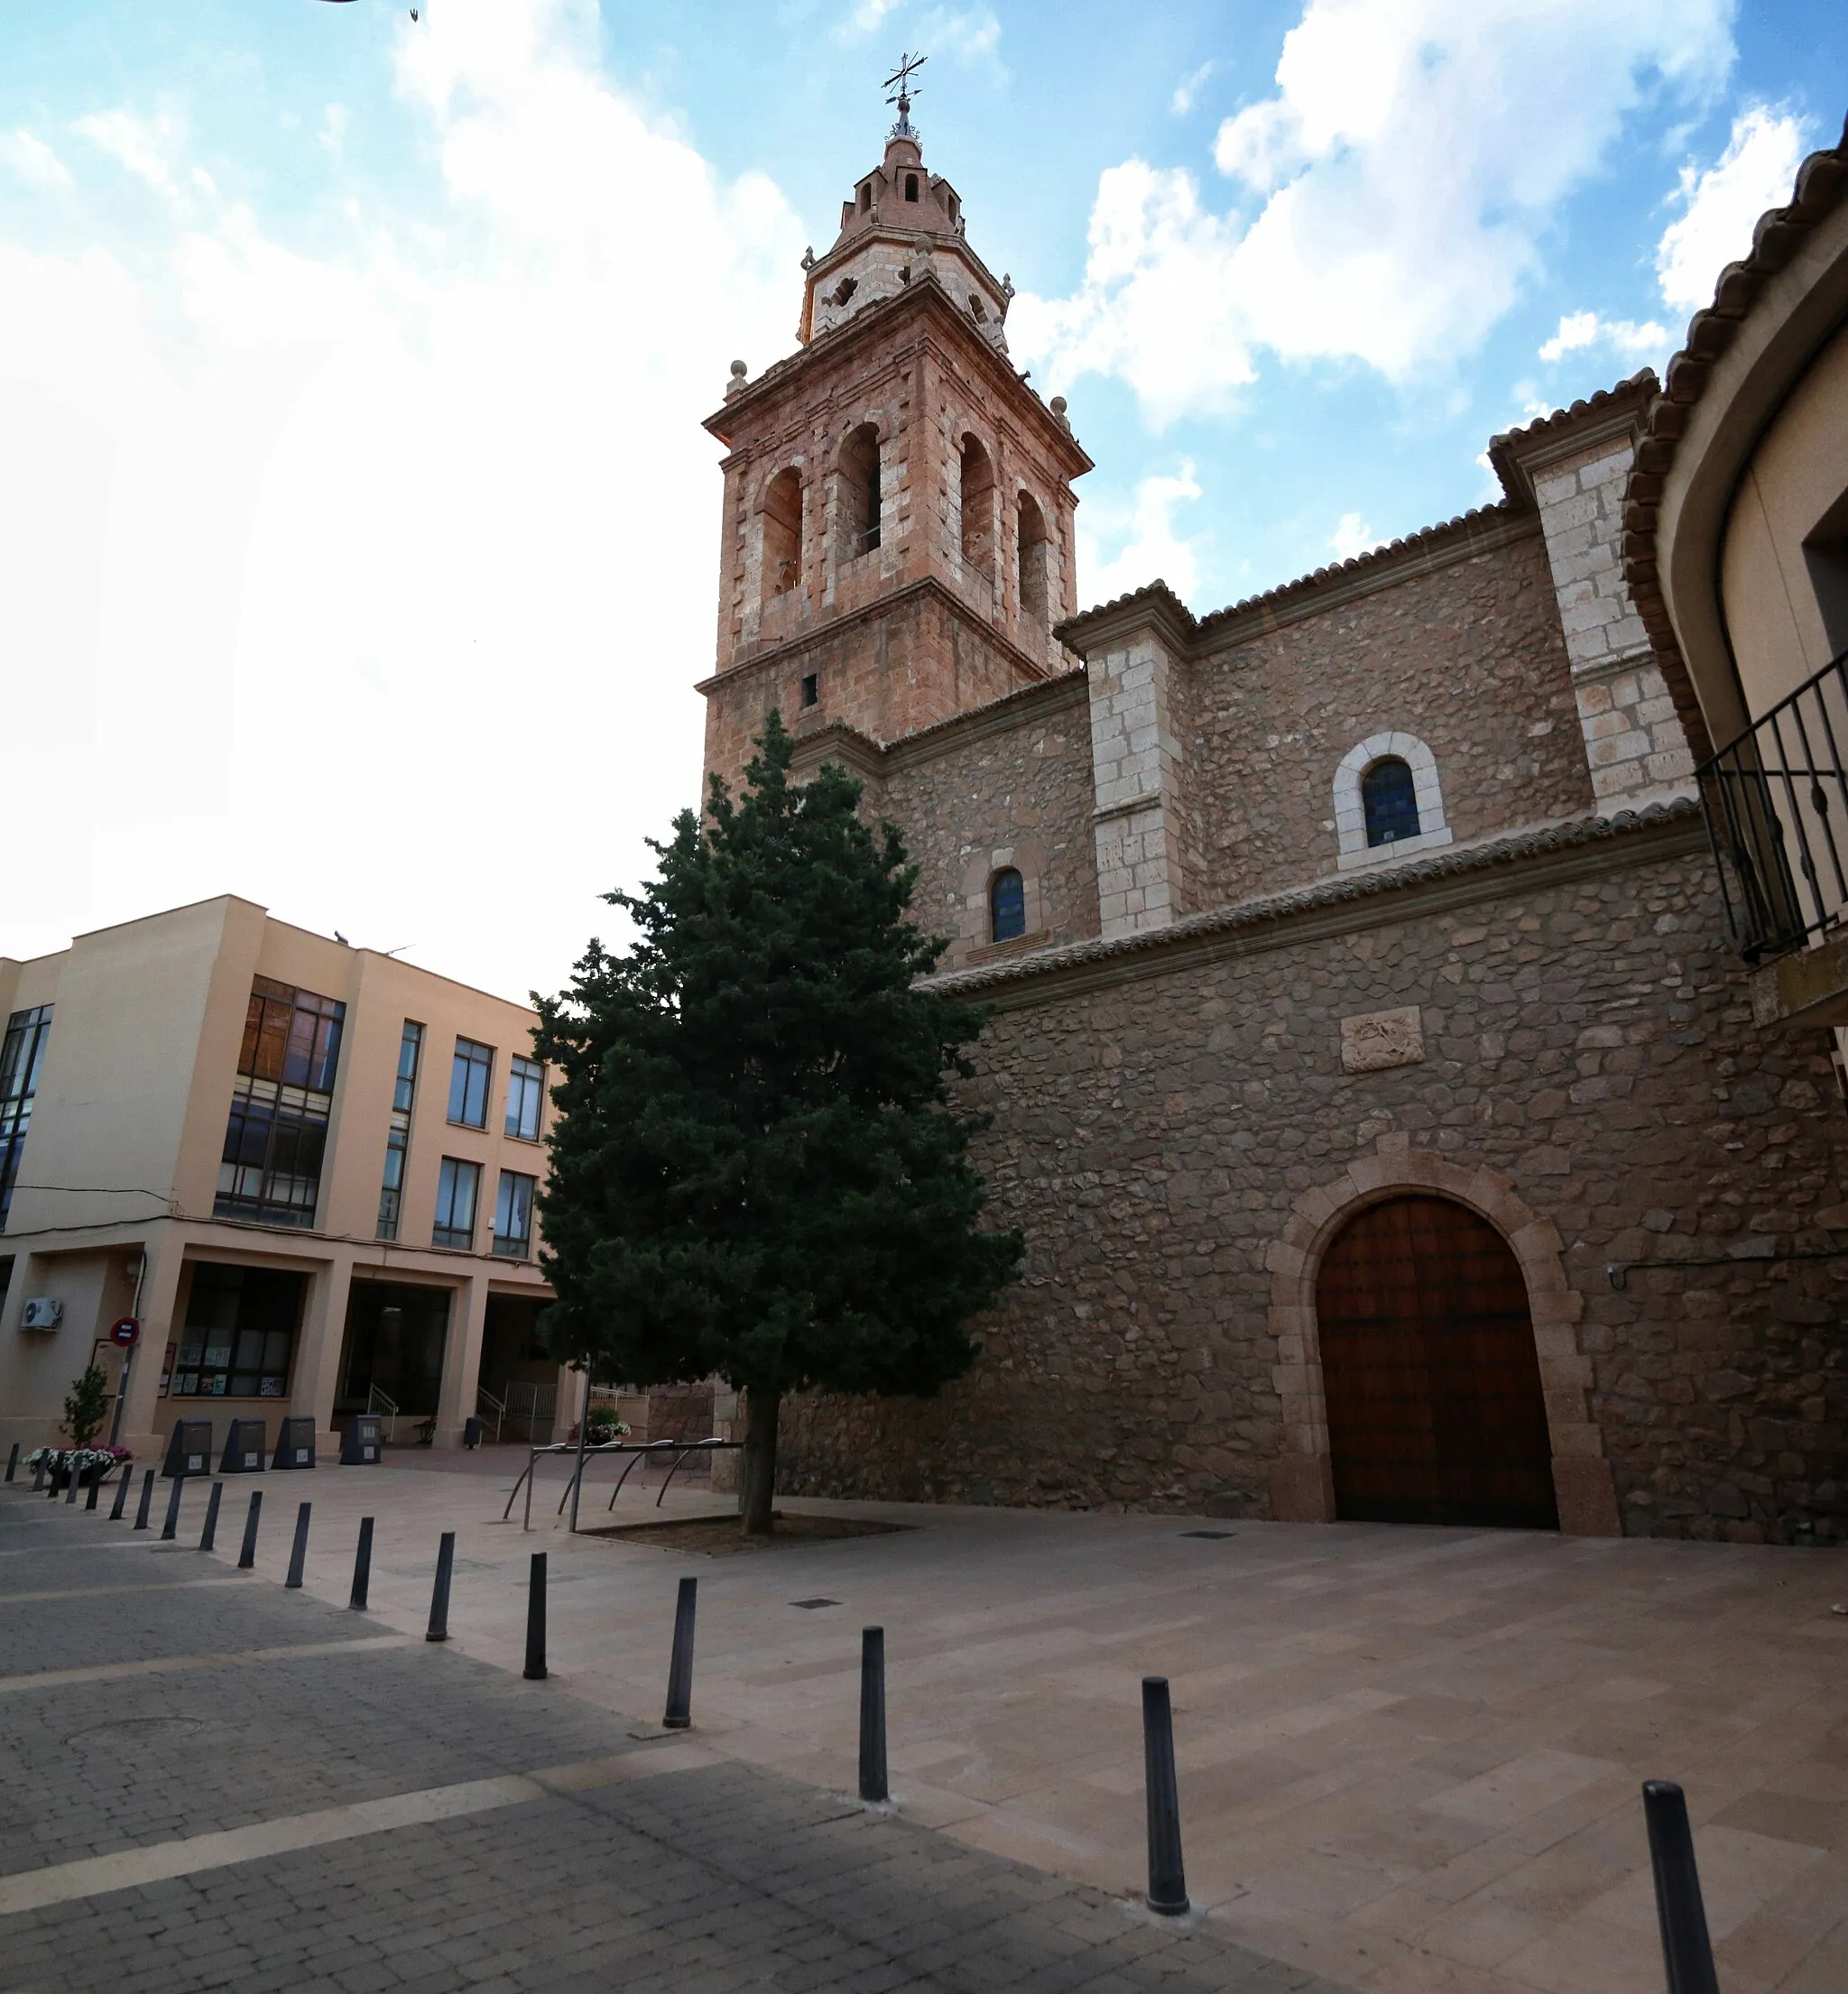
<box><xmin>61</xmin><ymin>1363</ymin><xmax>111</xmax><ymax>1447</ymax></box>
<box><xmin>533</xmin><ymin>710</ymin><xmax>1021</xmax><ymax>1423</ymax></box>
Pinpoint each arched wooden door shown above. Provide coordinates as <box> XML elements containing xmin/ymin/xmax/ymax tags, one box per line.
<box><xmin>1316</xmin><ymin>1195</ymin><xmax>1558</xmax><ymax>1529</ymax></box>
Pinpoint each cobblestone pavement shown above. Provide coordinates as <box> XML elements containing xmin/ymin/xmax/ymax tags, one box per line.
<box><xmin>0</xmin><ymin>1487</ymin><xmax>1347</xmax><ymax>1994</ymax></box>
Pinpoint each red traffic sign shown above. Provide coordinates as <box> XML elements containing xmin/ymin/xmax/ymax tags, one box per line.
<box><xmin>109</xmin><ymin>1316</ymin><xmax>141</xmax><ymax>1349</ymax></box>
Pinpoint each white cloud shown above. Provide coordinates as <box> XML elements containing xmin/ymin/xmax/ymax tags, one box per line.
<box><xmin>841</xmin><ymin>0</ymin><xmax>901</xmax><ymax>39</ymax></box>
<box><xmin>2</xmin><ymin>0</ymin><xmax>807</xmax><ymax>1001</ymax></box>
<box><xmin>1012</xmin><ymin>0</ymin><xmax>1736</xmax><ymax>421</ymax></box>
<box><xmin>1656</xmin><ymin>105</ymin><xmax>1808</xmax><ymax>314</ymax></box>
<box><xmin>0</xmin><ymin>129</ymin><xmax>72</xmax><ymax>191</ymax></box>
<box><xmin>1171</xmin><ymin>62</ymin><xmax>1214</xmax><ymax>117</ymax></box>
<box><xmin>71</xmin><ymin>107</ymin><xmax>188</xmax><ymax>197</ymax></box>
<box><xmin>1080</xmin><ymin>461</ymin><xmax>1206</xmax><ymax>604</ymax></box>
<box><xmin>1537</xmin><ymin>309</ymin><xmax>1668</xmax><ymax>365</ymax></box>
<box><xmin>1329</xmin><ymin>512</ymin><xmax>1380</xmax><ymax>561</ymax></box>
<box><xmin>925</xmin><ymin>9</ymin><xmax>1001</xmax><ymax>68</ymax></box>
<box><xmin>319</xmin><ymin>105</ymin><xmax>348</xmax><ymax>158</ymax></box>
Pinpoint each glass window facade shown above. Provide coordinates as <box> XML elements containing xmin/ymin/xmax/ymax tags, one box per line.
<box><xmin>505</xmin><ymin>1055</ymin><xmax>544</xmax><ymax>1142</ymax></box>
<box><xmin>172</xmin><ymin>1262</ymin><xmax>305</xmax><ymax>1399</ymax></box>
<box><xmin>215</xmin><ymin>979</ymin><xmax>345</xmax><ymax>1229</ymax></box>
<box><xmin>1362</xmin><ymin>758</ymin><xmax>1421</xmax><ymax>846</ymax></box>
<box><xmin>377</xmin><ymin>1020</ymin><xmax>424</xmax><ymax>1241</ymax></box>
<box><xmin>493</xmin><ymin>1170</ymin><xmax>536</xmax><ymax>1257</ymax></box>
<box><xmin>989</xmin><ymin>869</ymin><xmax>1026</xmax><ymax>943</ymax></box>
<box><xmin>0</xmin><ymin>1004</ymin><xmax>52</xmax><ymax>1231</ymax></box>
<box><xmin>448</xmin><ymin>1038</ymin><xmax>494</xmax><ymax>1128</ymax></box>
<box><xmin>433</xmin><ymin>1157</ymin><xmax>480</xmax><ymax>1250</ymax></box>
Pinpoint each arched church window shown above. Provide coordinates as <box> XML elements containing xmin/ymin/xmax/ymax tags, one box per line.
<box><xmin>959</xmin><ymin>435</ymin><xmax>994</xmax><ymax>579</ymax></box>
<box><xmin>905</xmin><ymin>173</ymin><xmax>919</xmax><ymax>201</ymax></box>
<box><xmin>990</xmin><ymin>868</ymin><xmax>1026</xmax><ymax>944</ymax></box>
<box><xmin>840</xmin><ymin>424</ymin><xmax>881</xmax><ymax>559</ymax></box>
<box><xmin>1017</xmin><ymin>493</ymin><xmax>1049</xmax><ymax>629</ymax></box>
<box><xmin>761</xmin><ymin>468</ymin><xmax>802</xmax><ymax>602</ymax></box>
<box><xmin>1363</xmin><ymin>758</ymin><xmax>1420</xmax><ymax>846</ymax></box>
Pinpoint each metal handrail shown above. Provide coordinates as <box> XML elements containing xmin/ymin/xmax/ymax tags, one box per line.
<box><xmin>475</xmin><ymin>1386</ymin><xmax>505</xmax><ymax>1444</ymax></box>
<box><xmin>365</xmin><ymin>1384</ymin><xmax>399</xmax><ymax>1444</ymax></box>
<box><xmin>1696</xmin><ymin>648</ymin><xmax>1848</xmax><ymax>961</ymax></box>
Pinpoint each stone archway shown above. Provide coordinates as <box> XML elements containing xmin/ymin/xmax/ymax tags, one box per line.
<box><xmin>1266</xmin><ymin>1144</ymin><xmax>1619</xmax><ymax>1536</ymax></box>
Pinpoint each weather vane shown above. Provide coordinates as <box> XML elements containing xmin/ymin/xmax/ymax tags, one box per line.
<box><xmin>883</xmin><ymin>51</ymin><xmax>926</xmax><ymax>141</ymax></box>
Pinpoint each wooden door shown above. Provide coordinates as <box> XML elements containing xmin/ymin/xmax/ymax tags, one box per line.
<box><xmin>1316</xmin><ymin>1196</ymin><xmax>1558</xmax><ymax>1529</ymax></box>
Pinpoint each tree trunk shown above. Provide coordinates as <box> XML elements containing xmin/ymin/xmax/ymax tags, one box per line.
<box><xmin>741</xmin><ymin>1387</ymin><xmax>781</xmax><ymax>1537</ymax></box>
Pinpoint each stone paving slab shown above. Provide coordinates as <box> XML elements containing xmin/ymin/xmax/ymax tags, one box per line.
<box><xmin>0</xmin><ymin>1490</ymin><xmax>1351</xmax><ymax>1994</ymax></box>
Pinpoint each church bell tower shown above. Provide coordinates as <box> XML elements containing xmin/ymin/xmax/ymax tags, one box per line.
<box><xmin>698</xmin><ymin>67</ymin><xmax>1093</xmax><ymax>789</ymax></box>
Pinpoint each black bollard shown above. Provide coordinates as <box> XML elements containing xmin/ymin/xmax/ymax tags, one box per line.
<box><xmin>30</xmin><ymin>1454</ymin><xmax>44</xmax><ymax>1493</ymax></box>
<box><xmin>5</xmin><ymin>1442</ymin><xmax>16</xmax><ymax>1482</ymax></box>
<box><xmin>159</xmin><ymin>1474</ymin><xmax>185</xmax><ymax>1541</ymax></box>
<box><xmin>284</xmin><ymin>1501</ymin><xmax>311</xmax><ymax>1589</ymax></box>
<box><xmin>199</xmin><ymin>1482</ymin><xmax>224</xmax><ymax>1552</ymax></box>
<box><xmin>65</xmin><ymin>1460</ymin><xmax>80</xmax><ymax>1505</ymax></box>
<box><xmin>427</xmin><ymin>1531</ymin><xmax>455</xmax><ymax>1641</ymax></box>
<box><xmin>85</xmin><ymin>1469</ymin><xmax>102</xmax><ymax>1511</ymax></box>
<box><xmin>237</xmin><ymin>1490</ymin><xmax>262</xmax><ymax>1569</ymax></box>
<box><xmin>133</xmin><ymin>1467</ymin><xmax>155</xmax><ymax>1530</ymax></box>
<box><xmin>1643</xmin><ymin>1780</ymin><xmax>1719</xmax><ymax>1994</ymax></box>
<box><xmin>1141</xmin><ymin>1676</ymin><xmax>1190</xmax><ymax>1916</ymax></box>
<box><xmin>523</xmin><ymin>1552</ymin><xmax>547</xmax><ymax>1680</ymax></box>
<box><xmin>859</xmin><ymin>1626</ymin><xmax>889</xmax><ymax>1804</ymax></box>
<box><xmin>662</xmin><ymin>1575</ymin><xmax>698</xmax><ymax>1728</ymax></box>
<box><xmin>110</xmin><ymin>1468</ymin><xmax>132</xmax><ymax>1520</ymax></box>
<box><xmin>349</xmin><ymin>1516</ymin><xmax>374</xmax><ymax>1611</ymax></box>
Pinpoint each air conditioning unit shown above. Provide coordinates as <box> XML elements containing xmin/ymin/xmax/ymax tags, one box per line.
<box><xmin>19</xmin><ymin>1297</ymin><xmax>62</xmax><ymax>1331</ymax></box>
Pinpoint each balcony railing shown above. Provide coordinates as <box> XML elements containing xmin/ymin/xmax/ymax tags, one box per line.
<box><xmin>1698</xmin><ymin>649</ymin><xmax>1848</xmax><ymax>962</ymax></box>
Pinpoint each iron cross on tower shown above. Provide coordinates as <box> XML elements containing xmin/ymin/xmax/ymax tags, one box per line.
<box><xmin>883</xmin><ymin>51</ymin><xmax>926</xmax><ymax>139</ymax></box>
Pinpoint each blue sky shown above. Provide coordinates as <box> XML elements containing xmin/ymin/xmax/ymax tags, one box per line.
<box><xmin>3</xmin><ymin>0</ymin><xmax>1845</xmax><ymax>999</ymax></box>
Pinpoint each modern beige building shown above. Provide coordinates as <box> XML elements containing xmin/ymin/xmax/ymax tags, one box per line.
<box><xmin>0</xmin><ymin>897</ymin><xmax>568</xmax><ymax>1466</ymax></box>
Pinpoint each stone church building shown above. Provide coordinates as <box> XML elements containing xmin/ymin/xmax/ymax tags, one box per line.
<box><xmin>697</xmin><ymin>111</ymin><xmax>1848</xmax><ymax>1544</ymax></box>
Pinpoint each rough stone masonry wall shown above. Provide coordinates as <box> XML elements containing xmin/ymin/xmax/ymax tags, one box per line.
<box><xmin>1185</xmin><ymin>530</ymin><xmax>1594</xmax><ymax>909</ymax></box>
<box><xmin>881</xmin><ymin>679</ymin><xmax>1101</xmax><ymax>968</ymax></box>
<box><xmin>778</xmin><ymin>835</ymin><xmax>1848</xmax><ymax>1543</ymax></box>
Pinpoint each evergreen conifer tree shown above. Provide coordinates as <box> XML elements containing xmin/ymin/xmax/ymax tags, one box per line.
<box><xmin>534</xmin><ymin>714</ymin><xmax>1021</xmax><ymax>1533</ymax></box>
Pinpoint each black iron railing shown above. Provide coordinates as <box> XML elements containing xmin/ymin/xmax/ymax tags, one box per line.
<box><xmin>1698</xmin><ymin>649</ymin><xmax>1848</xmax><ymax>961</ymax></box>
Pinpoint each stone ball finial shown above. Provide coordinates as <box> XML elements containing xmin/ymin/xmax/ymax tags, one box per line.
<box><xmin>725</xmin><ymin>359</ymin><xmax>748</xmax><ymax>400</ymax></box>
<box><xmin>1050</xmin><ymin>395</ymin><xmax>1069</xmax><ymax>430</ymax></box>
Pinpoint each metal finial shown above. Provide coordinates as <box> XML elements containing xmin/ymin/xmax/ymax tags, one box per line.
<box><xmin>882</xmin><ymin>51</ymin><xmax>926</xmax><ymax>140</ymax></box>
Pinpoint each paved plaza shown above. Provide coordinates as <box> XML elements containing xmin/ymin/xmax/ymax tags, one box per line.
<box><xmin>3</xmin><ymin>1457</ymin><xmax>1845</xmax><ymax>1993</ymax></box>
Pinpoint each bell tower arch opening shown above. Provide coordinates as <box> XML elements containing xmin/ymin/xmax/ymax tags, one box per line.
<box><xmin>840</xmin><ymin>423</ymin><xmax>882</xmax><ymax>562</ymax></box>
<box><xmin>1314</xmin><ymin>1195</ymin><xmax>1558</xmax><ymax>1530</ymax></box>
<box><xmin>1017</xmin><ymin>490</ymin><xmax>1050</xmax><ymax>630</ymax></box>
<box><xmin>959</xmin><ymin>434</ymin><xmax>994</xmax><ymax>580</ymax></box>
<box><xmin>762</xmin><ymin>467</ymin><xmax>803</xmax><ymax>602</ymax></box>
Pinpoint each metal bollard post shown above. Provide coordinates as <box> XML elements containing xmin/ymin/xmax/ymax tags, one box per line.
<box><xmin>5</xmin><ymin>1442</ymin><xmax>16</xmax><ymax>1482</ymax></box>
<box><xmin>31</xmin><ymin>1454</ymin><xmax>45</xmax><ymax>1493</ymax></box>
<box><xmin>199</xmin><ymin>1482</ymin><xmax>224</xmax><ymax>1552</ymax></box>
<box><xmin>859</xmin><ymin>1626</ymin><xmax>889</xmax><ymax>1804</ymax></box>
<box><xmin>426</xmin><ymin>1531</ymin><xmax>456</xmax><ymax>1641</ymax></box>
<box><xmin>1643</xmin><ymin>1780</ymin><xmax>1719</xmax><ymax>1994</ymax></box>
<box><xmin>65</xmin><ymin>1461</ymin><xmax>80</xmax><ymax>1505</ymax></box>
<box><xmin>523</xmin><ymin>1552</ymin><xmax>547</xmax><ymax>1680</ymax></box>
<box><xmin>159</xmin><ymin>1474</ymin><xmax>185</xmax><ymax>1541</ymax></box>
<box><xmin>662</xmin><ymin>1575</ymin><xmax>698</xmax><ymax>1728</ymax></box>
<box><xmin>349</xmin><ymin>1517</ymin><xmax>374</xmax><ymax>1611</ymax></box>
<box><xmin>237</xmin><ymin>1490</ymin><xmax>262</xmax><ymax>1569</ymax></box>
<box><xmin>85</xmin><ymin>1469</ymin><xmax>103</xmax><ymax>1511</ymax></box>
<box><xmin>133</xmin><ymin>1468</ymin><xmax>155</xmax><ymax>1530</ymax></box>
<box><xmin>110</xmin><ymin>1469</ymin><xmax>132</xmax><ymax>1521</ymax></box>
<box><xmin>1141</xmin><ymin>1676</ymin><xmax>1190</xmax><ymax>1916</ymax></box>
<box><xmin>284</xmin><ymin>1502</ymin><xmax>311</xmax><ymax>1589</ymax></box>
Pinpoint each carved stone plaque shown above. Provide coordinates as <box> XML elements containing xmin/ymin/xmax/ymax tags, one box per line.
<box><xmin>1340</xmin><ymin>1005</ymin><xmax>1425</xmax><ymax>1075</ymax></box>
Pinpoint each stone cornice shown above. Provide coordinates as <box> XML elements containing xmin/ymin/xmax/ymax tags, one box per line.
<box><xmin>703</xmin><ymin>275</ymin><xmax>1093</xmax><ymax>478</ymax></box>
<box><xmin>923</xmin><ymin>802</ymin><xmax>1707</xmax><ymax>1011</ymax></box>
<box><xmin>694</xmin><ymin>572</ymin><xmax>1066</xmax><ymax>698</ymax></box>
<box><xmin>785</xmin><ymin>669</ymin><xmax>1090</xmax><ymax>780</ymax></box>
<box><xmin>1056</xmin><ymin>507</ymin><xmax>1540</xmax><ymax>662</ymax></box>
<box><xmin>1485</xmin><ymin>374</ymin><xmax>1658</xmax><ymax>507</ymax></box>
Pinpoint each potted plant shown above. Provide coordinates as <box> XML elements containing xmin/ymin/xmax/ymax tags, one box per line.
<box><xmin>583</xmin><ymin>1404</ymin><xmax>631</xmax><ymax>1446</ymax></box>
<box><xmin>26</xmin><ymin>1444</ymin><xmax>133</xmax><ymax>1493</ymax></box>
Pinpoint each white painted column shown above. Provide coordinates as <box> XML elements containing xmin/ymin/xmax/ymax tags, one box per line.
<box><xmin>115</xmin><ymin>1227</ymin><xmax>189</xmax><ymax>1464</ymax></box>
<box><xmin>293</xmin><ymin>1248</ymin><xmax>355</xmax><ymax>1455</ymax></box>
<box><xmin>432</xmin><ymin>1269</ymin><xmax>491</xmax><ymax>1449</ymax></box>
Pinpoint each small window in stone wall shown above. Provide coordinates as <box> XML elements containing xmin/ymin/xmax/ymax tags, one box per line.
<box><xmin>990</xmin><ymin>868</ymin><xmax>1026</xmax><ymax>943</ymax></box>
<box><xmin>1363</xmin><ymin>758</ymin><xmax>1420</xmax><ymax>846</ymax></box>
